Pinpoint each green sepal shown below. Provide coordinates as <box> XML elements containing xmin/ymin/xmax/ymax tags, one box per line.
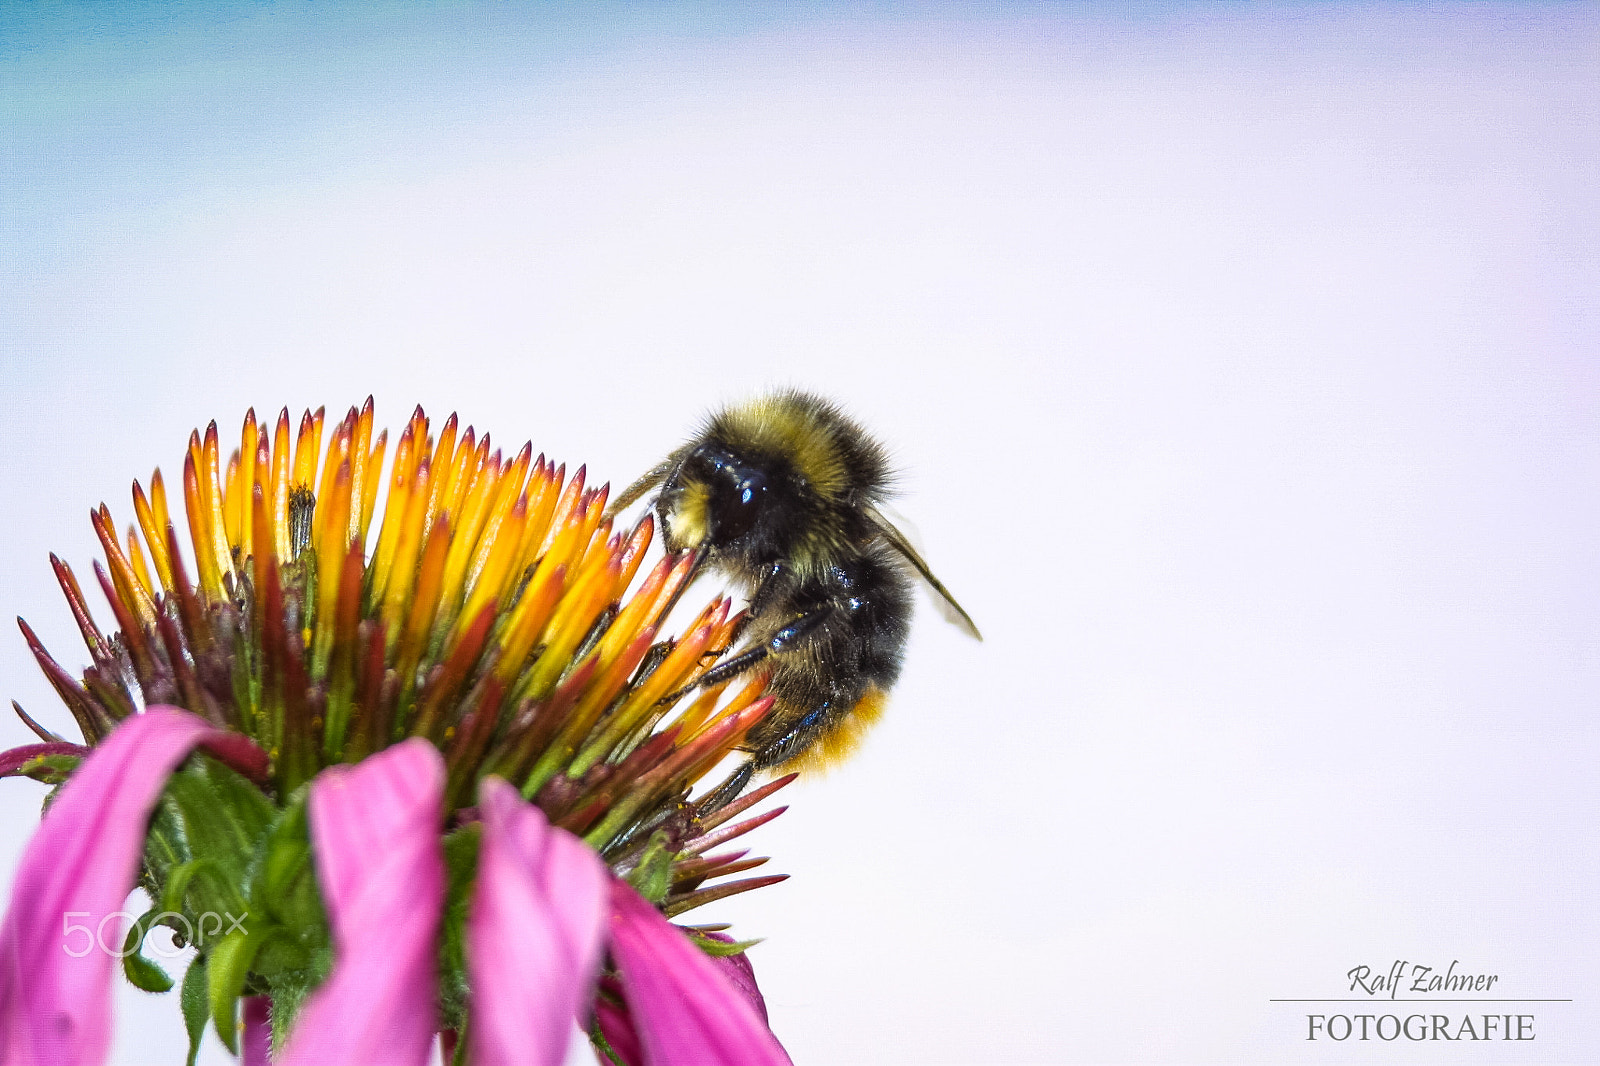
<box><xmin>119</xmin><ymin>909</ymin><xmax>175</xmax><ymax>992</ymax></box>
<box><xmin>207</xmin><ymin>921</ymin><xmax>276</xmax><ymax>1053</ymax></box>
<box><xmin>686</xmin><ymin>930</ymin><xmax>763</xmax><ymax>957</ymax></box>
<box><xmin>623</xmin><ymin>830</ymin><xmax>675</xmax><ymax>903</ymax></box>
<box><xmin>180</xmin><ymin>956</ymin><xmax>210</xmax><ymax>1066</ymax></box>
<box><xmin>253</xmin><ymin>792</ymin><xmax>319</xmax><ymax>928</ymax></box>
<box><xmin>122</xmin><ymin>948</ymin><xmax>173</xmax><ymax>993</ymax></box>
<box><xmin>140</xmin><ymin>793</ymin><xmax>192</xmax><ymax>900</ymax></box>
<box><xmin>299</xmin><ymin>548</ymin><xmax>324</xmax><ymax>677</ymax></box>
<box><xmin>38</xmin><ymin>779</ymin><xmax>67</xmax><ymax>815</ymax></box>
<box><xmin>230</xmin><ymin>611</ymin><xmax>261</xmax><ymax>740</ymax></box>
<box><xmin>242</xmin><ymin>790</ymin><xmax>327</xmax><ymax>982</ymax></box>
<box><xmin>160</xmin><ymin>756</ymin><xmax>275</xmax><ymax>920</ymax></box>
<box><xmin>229</xmin><ymin>789</ymin><xmax>332</xmax><ymax>1046</ymax></box>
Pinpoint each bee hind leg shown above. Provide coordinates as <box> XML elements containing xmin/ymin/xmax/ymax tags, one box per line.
<box><xmin>695</xmin><ymin>761</ymin><xmax>756</xmax><ymax>816</ymax></box>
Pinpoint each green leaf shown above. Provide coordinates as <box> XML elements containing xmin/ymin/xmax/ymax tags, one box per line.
<box><xmin>248</xmin><ymin>790</ymin><xmax>329</xmax><ymax>969</ymax></box>
<box><xmin>437</xmin><ymin>822</ymin><xmax>482</xmax><ymax>1032</ymax></box>
<box><xmin>181</xmin><ymin>956</ymin><xmax>210</xmax><ymax>1066</ymax></box>
<box><xmin>207</xmin><ymin>922</ymin><xmax>274</xmax><ymax>1054</ymax></box>
<box><xmin>159</xmin><ymin>858</ymin><xmax>225</xmax><ymax>916</ymax></box>
<box><xmin>119</xmin><ymin>909</ymin><xmax>174</xmax><ymax>992</ymax></box>
<box><xmin>254</xmin><ymin>794</ymin><xmax>312</xmax><ymax>919</ymax></box>
<box><xmin>264</xmin><ymin>953</ymin><xmax>331</xmax><ymax>1054</ymax></box>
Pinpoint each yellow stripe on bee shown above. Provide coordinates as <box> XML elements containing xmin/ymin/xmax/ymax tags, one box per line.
<box><xmin>667</xmin><ymin>479</ymin><xmax>711</xmax><ymax>549</ymax></box>
<box><xmin>720</xmin><ymin>394</ymin><xmax>849</xmax><ymax>501</ymax></box>
<box><xmin>787</xmin><ymin>684</ymin><xmax>890</xmax><ymax>776</ymax></box>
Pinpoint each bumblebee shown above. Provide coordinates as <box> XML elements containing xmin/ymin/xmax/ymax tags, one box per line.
<box><xmin>612</xmin><ymin>390</ymin><xmax>980</xmax><ymax>776</ymax></box>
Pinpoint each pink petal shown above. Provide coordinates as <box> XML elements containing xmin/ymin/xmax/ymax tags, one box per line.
<box><xmin>0</xmin><ymin>707</ymin><xmax>227</xmax><ymax>1066</ymax></box>
<box><xmin>468</xmin><ymin>777</ymin><xmax>607</xmax><ymax>1066</ymax></box>
<box><xmin>592</xmin><ymin>977</ymin><xmax>642</xmax><ymax>1066</ymax></box>
<box><xmin>592</xmin><ymin>938</ymin><xmax>768</xmax><ymax>1066</ymax></box>
<box><xmin>701</xmin><ymin>934</ymin><xmax>768</xmax><ymax>1026</ymax></box>
<box><xmin>607</xmin><ymin>881</ymin><xmax>792</xmax><ymax>1066</ymax></box>
<box><xmin>241</xmin><ymin>996</ymin><xmax>271</xmax><ymax>1066</ymax></box>
<box><xmin>277</xmin><ymin>739</ymin><xmax>445</xmax><ymax>1066</ymax></box>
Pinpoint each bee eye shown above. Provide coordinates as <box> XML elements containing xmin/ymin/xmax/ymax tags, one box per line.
<box><xmin>710</xmin><ymin>470</ymin><xmax>766</xmax><ymax>542</ymax></box>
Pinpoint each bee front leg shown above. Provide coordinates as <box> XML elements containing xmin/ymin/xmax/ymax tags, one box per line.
<box><xmin>698</xmin><ymin>603</ymin><xmax>833</xmax><ymax>687</ymax></box>
<box><xmin>701</xmin><ymin>562</ymin><xmax>784</xmax><ymax>662</ymax></box>
<box><xmin>747</xmin><ymin>561</ymin><xmax>787</xmax><ymax>619</ymax></box>
<box><xmin>690</xmin><ymin>645</ymin><xmax>772</xmax><ymax>690</ymax></box>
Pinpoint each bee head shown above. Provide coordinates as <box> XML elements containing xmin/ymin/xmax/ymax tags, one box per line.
<box><xmin>658</xmin><ymin>442</ymin><xmax>783</xmax><ymax>558</ymax></box>
<box><xmin>652</xmin><ymin>391</ymin><xmax>894</xmax><ymax>573</ymax></box>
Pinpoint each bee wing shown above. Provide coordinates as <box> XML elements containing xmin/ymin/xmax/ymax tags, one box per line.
<box><xmin>606</xmin><ymin>458</ymin><xmax>677</xmax><ymax>519</ymax></box>
<box><xmin>868</xmin><ymin>507</ymin><xmax>982</xmax><ymax>641</ymax></box>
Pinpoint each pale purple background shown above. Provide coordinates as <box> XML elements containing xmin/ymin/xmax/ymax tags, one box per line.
<box><xmin>2</xmin><ymin>4</ymin><xmax>1596</xmax><ymax>1063</ymax></box>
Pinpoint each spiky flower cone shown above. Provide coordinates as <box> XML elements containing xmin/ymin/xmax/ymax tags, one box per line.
<box><xmin>6</xmin><ymin>400</ymin><xmax>795</xmax><ymax>1061</ymax></box>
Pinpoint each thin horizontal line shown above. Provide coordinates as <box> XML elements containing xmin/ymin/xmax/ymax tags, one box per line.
<box><xmin>1269</xmin><ymin>998</ymin><xmax>1572</xmax><ymax>1003</ymax></box>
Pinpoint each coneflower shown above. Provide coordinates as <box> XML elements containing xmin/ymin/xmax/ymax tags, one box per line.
<box><xmin>0</xmin><ymin>401</ymin><xmax>794</xmax><ymax>1066</ymax></box>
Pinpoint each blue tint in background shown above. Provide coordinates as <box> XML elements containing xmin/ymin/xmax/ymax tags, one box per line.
<box><xmin>3</xmin><ymin>4</ymin><xmax>1597</xmax><ymax>1063</ymax></box>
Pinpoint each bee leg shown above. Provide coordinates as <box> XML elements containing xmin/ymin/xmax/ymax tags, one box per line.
<box><xmin>696</xmin><ymin>761</ymin><xmax>756</xmax><ymax>816</ymax></box>
<box><xmin>668</xmin><ymin>645</ymin><xmax>771</xmax><ymax>698</ymax></box>
<box><xmin>698</xmin><ymin>614</ymin><xmax>749</xmax><ymax>664</ymax></box>
<box><xmin>652</xmin><ymin>647</ymin><xmax>771</xmax><ymax>708</ymax></box>
<box><xmin>704</xmin><ymin>605</ymin><xmax>835</xmax><ymax>686</ymax></box>
<box><xmin>698</xmin><ymin>563</ymin><xmax>780</xmax><ymax>663</ymax></box>
<box><xmin>657</xmin><ymin>604</ymin><xmax>834</xmax><ymax>705</ymax></box>
<box><xmin>571</xmin><ymin>603</ymin><xmax>618</xmax><ymax>665</ymax></box>
<box><xmin>606</xmin><ymin>457</ymin><xmax>677</xmax><ymax>517</ymax></box>
<box><xmin>747</xmin><ymin>715</ymin><xmax>826</xmax><ymax>771</ymax></box>
<box><xmin>763</xmin><ymin>604</ymin><xmax>833</xmax><ymax>652</ymax></box>
<box><xmin>747</xmin><ymin>561</ymin><xmax>786</xmax><ymax>617</ymax></box>
<box><xmin>631</xmin><ymin>641</ymin><xmax>676</xmax><ymax>687</ymax></box>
